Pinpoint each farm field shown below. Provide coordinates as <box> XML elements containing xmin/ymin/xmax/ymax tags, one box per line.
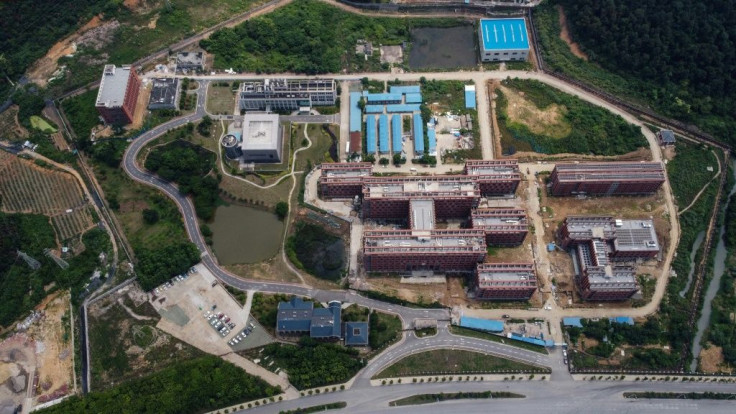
<box><xmin>0</xmin><ymin>152</ymin><xmax>93</xmax><ymax>241</ymax></box>
<box><xmin>30</xmin><ymin>116</ymin><xmax>58</xmax><ymax>133</ymax></box>
<box><xmin>0</xmin><ymin>105</ymin><xmax>29</xmax><ymax>141</ymax></box>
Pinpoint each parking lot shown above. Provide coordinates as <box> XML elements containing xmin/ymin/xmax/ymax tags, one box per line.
<box><xmin>150</xmin><ymin>265</ymin><xmax>274</xmax><ymax>355</ymax></box>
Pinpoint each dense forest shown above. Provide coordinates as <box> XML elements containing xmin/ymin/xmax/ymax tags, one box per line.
<box><xmin>135</xmin><ymin>242</ymin><xmax>201</xmax><ymax>291</ymax></box>
<box><xmin>0</xmin><ymin>213</ymin><xmax>111</xmax><ymax>326</ymax></box>
<box><xmin>144</xmin><ymin>139</ymin><xmax>219</xmax><ymax>220</ymax></box>
<box><xmin>554</xmin><ymin>0</ymin><xmax>736</xmax><ymax>146</ymax></box>
<box><xmin>199</xmin><ymin>0</ymin><xmax>464</xmax><ymax>74</ymax></box>
<box><xmin>39</xmin><ymin>355</ymin><xmax>280</xmax><ymax>414</ymax></box>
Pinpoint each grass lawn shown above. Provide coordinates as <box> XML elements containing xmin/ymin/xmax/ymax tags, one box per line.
<box><xmin>389</xmin><ymin>391</ymin><xmax>524</xmax><ymax>406</ymax></box>
<box><xmin>369</xmin><ymin>311</ymin><xmax>402</xmax><ymax>351</ymax></box>
<box><xmin>449</xmin><ymin>326</ymin><xmax>548</xmax><ymax>354</ymax></box>
<box><xmin>206</xmin><ymin>83</ymin><xmax>237</xmax><ymax>115</ymax></box>
<box><xmin>30</xmin><ymin>115</ymin><xmax>57</xmax><ymax>133</ymax></box>
<box><xmin>343</xmin><ymin>304</ymin><xmax>370</xmax><ymax>322</ymax></box>
<box><xmin>295</xmin><ymin>123</ymin><xmax>338</xmax><ymax>171</ymax></box>
<box><xmin>374</xmin><ymin>349</ymin><xmax>549</xmax><ymax>379</ymax></box>
<box><xmin>665</xmin><ymin>140</ymin><xmax>719</xmax><ymax>207</ymax></box>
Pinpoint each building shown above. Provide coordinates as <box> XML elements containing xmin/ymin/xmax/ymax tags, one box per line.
<box><xmin>221</xmin><ymin>133</ymin><xmax>243</xmax><ymax>160</ymax></box>
<box><xmin>413</xmin><ymin>113</ymin><xmax>424</xmax><ymax>155</ymax></box>
<box><xmin>475</xmin><ymin>263</ymin><xmax>537</xmax><ymax>300</ymax></box>
<box><xmin>458</xmin><ymin>316</ymin><xmax>504</xmax><ymax>333</ymax></box>
<box><xmin>550</xmin><ymin>162</ymin><xmax>666</xmax><ymax>196</ymax></box>
<box><xmin>657</xmin><ymin>129</ymin><xmax>676</xmax><ymax>146</ymax></box>
<box><xmin>464</xmin><ymin>85</ymin><xmax>477</xmax><ymax>109</ymax></box>
<box><xmin>147</xmin><ymin>78</ymin><xmax>180</xmax><ymax>110</ymax></box>
<box><xmin>478</xmin><ymin>18</ymin><xmax>530</xmax><ymax>62</ymax></box>
<box><xmin>95</xmin><ymin>65</ymin><xmax>140</xmax><ymax>125</ymax></box>
<box><xmin>344</xmin><ymin>322</ymin><xmax>369</xmax><ymax>346</ymax></box>
<box><xmin>239</xmin><ymin>79</ymin><xmax>336</xmax><ymax>111</ymax></box>
<box><xmin>241</xmin><ymin>113</ymin><xmax>282</xmax><ymax>163</ymax></box>
<box><xmin>471</xmin><ymin>208</ymin><xmax>528</xmax><ymax>246</ymax></box>
<box><xmin>363</xmin><ymin>229</ymin><xmax>486</xmax><ymax>272</ymax></box>
<box><xmin>463</xmin><ymin>159</ymin><xmax>521</xmax><ymax>195</ymax></box>
<box><xmin>558</xmin><ymin>216</ymin><xmax>659</xmax><ymax>301</ymax></box>
<box><xmin>176</xmin><ymin>51</ymin><xmax>205</xmax><ymax>73</ymax></box>
<box><xmin>276</xmin><ymin>297</ymin><xmax>342</xmax><ymax>339</ymax></box>
<box><xmin>318</xmin><ymin>162</ymin><xmax>373</xmax><ymax>199</ymax></box>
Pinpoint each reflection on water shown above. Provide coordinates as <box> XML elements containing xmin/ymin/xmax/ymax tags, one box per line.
<box><xmin>209</xmin><ymin>204</ymin><xmax>283</xmax><ymax>265</ymax></box>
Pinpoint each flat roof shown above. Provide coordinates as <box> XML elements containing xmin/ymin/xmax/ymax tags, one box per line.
<box><xmin>366</xmin><ymin>115</ymin><xmax>377</xmax><ymax>153</ymax></box>
<box><xmin>479</xmin><ymin>18</ymin><xmax>530</xmax><ymax>51</ymax></box>
<box><xmin>613</xmin><ymin>219</ymin><xmax>659</xmax><ymax>252</ymax></box>
<box><xmin>349</xmin><ymin>92</ymin><xmax>362</xmax><ymax>132</ymax></box>
<box><xmin>413</xmin><ymin>113</ymin><xmax>424</xmax><ymax>153</ymax></box>
<box><xmin>378</xmin><ymin>114</ymin><xmax>389</xmax><ymax>153</ymax></box>
<box><xmin>96</xmin><ymin>65</ymin><xmax>134</xmax><ymax>108</ymax></box>
<box><xmin>365</xmin><ymin>92</ymin><xmax>402</xmax><ymax>102</ymax></box>
<box><xmin>392</xmin><ymin>115</ymin><xmax>403</xmax><ymax>153</ymax></box>
<box><xmin>365</xmin><ymin>105</ymin><xmax>384</xmax><ymax>114</ymax></box>
<box><xmin>389</xmin><ymin>85</ymin><xmax>421</xmax><ymax>94</ymax></box>
<box><xmin>321</xmin><ymin>163</ymin><xmax>372</xmax><ymax>178</ymax></box>
<box><xmin>364</xmin><ymin>177</ymin><xmax>478</xmax><ymax>198</ymax></box>
<box><xmin>465</xmin><ymin>159</ymin><xmax>520</xmax><ymax>175</ymax></box>
<box><xmin>459</xmin><ymin>316</ymin><xmax>504</xmax><ymax>333</ymax></box>
<box><xmin>364</xmin><ymin>229</ymin><xmax>485</xmax><ymax>252</ymax></box>
<box><xmin>410</xmin><ymin>199</ymin><xmax>435</xmax><ymax>231</ymax></box>
<box><xmin>386</xmin><ymin>104</ymin><xmax>421</xmax><ymax>113</ymax></box>
<box><xmin>148</xmin><ymin>78</ymin><xmax>179</xmax><ymax>108</ymax></box>
<box><xmin>404</xmin><ymin>93</ymin><xmax>423</xmax><ymax>104</ymax></box>
<box><xmin>241</xmin><ymin>113</ymin><xmax>280</xmax><ymax>151</ymax></box>
<box><xmin>465</xmin><ymin>85</ymin><xmax>476</xmax><ymax>109</ymax></box>
<box><xmin>477</xmin><ymin>263</ymin><xmax>535</xmax><ymax>285</ymax></box>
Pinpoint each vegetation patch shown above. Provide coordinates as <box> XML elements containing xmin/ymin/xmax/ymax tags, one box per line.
<box><xmin>38</xmin><ymin>355</ymin><xmax>280</xmax><ymax>414</ymax></box>
<box><xmin>665</xmin><ymin>141</ymin><xmax>719</xmax><ymax>206</ymax></box>
<box><xmin>286</xmin><ymin>222</ymin><xmax>345</xmax><ymax>282</ymax></box>
<box><xmin>449</xmin><ymin>326</ymin><xmax>549</xmax><ymax>354</ymax></box>
<box><xmin>259</xmin><ymin>337</ymin><xmax>364</xmax><ymax>390</ymax></box>
<box><xmin>279</xmin><ymin>402</ymin><xmax>347</xmax><ymax>414</ymax></box>
<box><xmin>30</xmin><ymin>115</ymin><xmax>58</xmax><ymax>133</ymax></box>
<box><xmin>200</xmin><ymin>0</ymin><xmax>466</xmax><ymax>74</ymax></box>
<box><xmin>374</xmin><ymin>349</ymin><xmax>549</xmax><ymax>379</ymax></box>
<box><xmin>135</xmin><ymin>242</ymin><xmax>201</xmax><ymax>292</ymax></box>
<box><xmin>389</xmin><ymin>391</ymin><xmax>524</xmax><ymax>406</ymax></box>
<box><xmin>495</xmin><ymin>78</ymin><xmax>646</xmax><ymax>155</ymax></box>
<box><xmin>369</xmin><ymin>311</ymin><xmax>402</xmax><ymax>350</ymax></box>
<box><xmin>624</xmin><ymin>392</ymin><xmax>736</xmax><ymax>400</ymax></box>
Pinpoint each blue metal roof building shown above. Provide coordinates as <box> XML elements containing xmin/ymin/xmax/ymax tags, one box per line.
<box><xmin>389</xmin><ymin>85</ymin><xmax>421</xmax><ymax>95</ymax></box>
<box><xmin>610</xmin><ymin>316</ymin><xmax>635</xmax><ymax>326</ymax></box>
<box><xmin>509</xmin><ymin>333</ymin><xmax>554</xmax><ymax>347</ymax></box>
<box><xmin>366</xmin><ymin>115</ymin><xmax>377</xmax><ymax>153</ymax></box>
<box><xmin>391</xmin><ymin>115</ymin><xmax>403</xmax><ymax>154</ymax></box>
<box><xmin>310</xmin><ymin>301</ymin><xmax>342</xmax><ymax>339</ymax></box>
<box><xmin>345</xmin><ymin>321</ymin><xmax>369</xmax><ymax>346</ymax></box>
<box><xmin>378</xmin><ymin>114</ymin><xmax>389</xmax><ymax>154</ymax></box>
<box><xmin>365</xmin><ymin>104</ymin><xmax>384</xmax><ymax>114</ymax></box>
<box><xmin>464</xmin><ymin>85</ymin><xmax>476</xmax><ymax>109</ymax></box>
<box><xmin>365</xmin><ymin>93</ymin><xmax>402</xmax><ymax>104</ymax></box>
<box><xmin>404</xmin><ymin>93</ymin><xmax>423</xmax><ymax>104</ymax></box>
<box><xmin>386</xmin><ymin>104</ymin><xmax>421</xmax><ymax>113</ymax></box>
<box><xmin>459</xmin><ymin>316</ymin><xmax>504</xmax><ymax>333</ymax></box>
<box><xmin>427</xmin><ymin>127</ymin><xmax>436</xmax><ymax>154</ymax></box>
<box><xmin>562</xmin><ymin>317</ymin><xmax>583</xmax><ymax>328</ymax></box>
<box><xmin>276</xmin><ymin>297</ymin><xmax>313</xmax><ymax>334</ymax></box>
<box><xmin>413</xmin><ymin>113</ymin><xmax>424</xmax><ymax>154</ymax></box>
<box><xmin>478</xmin><ymin>18</ymin><xmax>530</xmax><ymax>62</ymax></box>
<box><xmin>349</xmin><ymin>92</ymin><xmax>362</xmax><ymax>132</ymax></box>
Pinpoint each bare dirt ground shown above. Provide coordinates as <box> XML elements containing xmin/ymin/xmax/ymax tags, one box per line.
<box><xmin>0</xmin><ymin>105</ymin><xmax>29</xmax><ymax>141</ymax></box>
<box><xmin>41</xmin><ymin>107</ymin><xmax>70</xmax><ymax>151</ymax></box>
<box><xmin>557</xmin><ymin>6</ymin><xmax>589</xmax><ymax>61</ymax></box>
<box><xmin>699</xmin><ymin>344</ymin><xmax>732</xmax><ymax>373</ymax></box>
<box><xmin>498</xmin><ymin>85</ymin><xmax>571</xmax><ymax>138</ymax></box>
<box><xmin>0</xmin><ymin>334</ymin><xmax>35</xmax><ymax>414</ymax></box>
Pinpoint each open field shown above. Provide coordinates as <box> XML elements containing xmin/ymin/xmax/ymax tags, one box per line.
<box><xmin>0</xmin><ymin>152</ymin><xmax>93</xmax><ymax>241</ymax></box>
<box><xmin>87</xmin><ymin>282</ymin><xmax>203</xmax><ymax>390</ymax></box>
<box><xmin>30</xmin><ymin>116</ymin><xmax>58</xmax><ymax>133</ymax></box>
<box><xmin>0</xmin><ymin>106</ymin><xmax>30</xmax><ymax>140</ymax></box>
<box><xmin>374</xmin><ymin>349</ymin><xmax>549</xmax><ymax>379</ymax></box>
<box><xmin>206</xmin><ymin>83</ymin><xmax>237</xmax><ymax>115</ymax></box>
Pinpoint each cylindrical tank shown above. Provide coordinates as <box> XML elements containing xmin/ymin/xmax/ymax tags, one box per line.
<box><xmin>221</xmin><ymin>134</ymin><xmax>242</xmax><ymax>160</ymax></box>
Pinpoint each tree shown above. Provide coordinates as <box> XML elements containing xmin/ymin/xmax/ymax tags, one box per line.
<box><xmin>197</xmin><ymin>116</ymin><xmax>213</xmax><ymax>136</ymax></box>
<box><xmin>142</xmin><ymin>209</ymin><xmax>159</xmax><ymax>225</ymax></box>
<box><xmin>392</xmin><ymin>153</ymin><xmax>404</xmax><ymax>165</ymax></box>
<box><xmin>379</xmin><ymin>157</ymin><xmax>389</xmax><ymax>166</ymax></box>
<box><xmin>275</xmin><ymin>202</ymin><xmax>288</xmax><ymax>220</ymax></box>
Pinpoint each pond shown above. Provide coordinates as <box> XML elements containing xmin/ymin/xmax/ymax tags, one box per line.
<box><xmin>209</xmin><ymin>204</ymin><xmax>284</xmax><ymax>265</ymax></box>
<box><xmin>408</xmin><ymin>26</ymin><xmax>477</xmax><ymax>70</ymax></box>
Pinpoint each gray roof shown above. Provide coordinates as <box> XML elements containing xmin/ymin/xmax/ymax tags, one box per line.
<box><xmin>96</xmin><ymin>65</ymin><xmax>133</xmax><ymax>108</ymax></box>
<box><xmin>345</xmin><ymin>322</ymin><xmax>369</xmax><ymax>346</ymax></box>
<box><xmin>658</xmin><ymin>129</ymin><xmax>676</xmax><ymax>143</ymax></box>
<box><xmin>148</xmin><ymin>78</ymin><xmax>179</xmax><ymax>109</ymax></box>
<box><xmin>310</xmin><ymin>301</ymin><xmax>342</xmax><ymax>338</ymax></box>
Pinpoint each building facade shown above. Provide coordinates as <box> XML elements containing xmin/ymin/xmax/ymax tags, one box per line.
<box><xmin>318</xmin><ymin>163</ymin><xmax>373</xmax><ymax>199</ymax></box>
<box><xmin>550</xmin><ymin>162</ymin><xmax>666</xmax><ymax>196</ymax></box>
<box><xmin>478</xmin><ymin>18</ymin><xmax>530</xmax><ymax>62</ymax></box>
<box><xmin>95</xmin><ymin>65</ymin><xmax>141</xmax><ymax>125</ymax></box>
<box><xmin>475</xmin><ymin>263</ymin><xmax>537</xmax><ymax>300</ymax></box>
<box><xmin>463</xmin><ymin>159</ymin><xmax>521</xmax><ymax>195</ymax></box>
<box><xmin>239</xmin><ymin>79</ymin><xmax>336</xmax><ymax>111</ymax></box>
<box><xmin>471</xmin><ymin>208</ymin><xmax>528</xmax><ymax>246</ymax></box>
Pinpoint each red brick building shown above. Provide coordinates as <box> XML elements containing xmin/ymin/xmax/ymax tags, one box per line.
<box><xmin>464</xmin><ymin>159</ymin><xmax>521</xmax><ymax>195</ymax></box>
<box><xmin>549</xmin><ymin>162</ymin><xmax>665</xmax><ymax>196</ymax></box>
<box><xmin>475</xmin><ymin>263</ymin><xmax>537</xmax><ymax>300</ymax></box>
<box><xmin>318</xmin><ymin>162</ymin><xmax>373</xmax><ymax>199</ymax></box>
<box><xmin>471</xmin><ymin>208</ymin><xmax>528</xmax><ymax>246</ymax></box>
<box><xmin>95</xmin><ymin>65</ymin><xmax>141</xmax><ymax>125</ymax></box>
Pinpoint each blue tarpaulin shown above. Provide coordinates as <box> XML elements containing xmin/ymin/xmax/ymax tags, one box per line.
<box><xmin>366</xmin><ymin>115</ymin><xmax>376</xmax><ymax>153</ymax></box>
<box><xmin>392</xmin><ymin>115</ymin><xmax>403</xmax><ymax>154</ymax></box>
<box><xmin>459</xmin><ymin>316</ymin><xmax>504</xmax><ymax>333</ymax></box>
<box><xmin>562</xmin><ymin>317</ymin><xmax>583</xmax><ymax>328</ymax></box>
<box><xmin>413</xmin><ymin>113</ymin><xmax>424</xmax><ymax>154</ymax></box>
<box><xmin>378</xmin><ymin>114</ymin><xmax>389</xmax><ymax>153</ymax></box>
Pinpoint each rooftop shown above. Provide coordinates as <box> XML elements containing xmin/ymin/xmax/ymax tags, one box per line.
<box><xmin>465</xmin><ymin>159</ymin><xmax>520</xmax><ymax>176</ymax></box>
<box><xmin>96</xmin><ymin>65</ymin><xmax>134</xmax><ymax>108</ymax></box>
<box><xmin>658</xmin><ymin>129</ymin><xmax>676</xmax><ymax>143</ymax></box>
<box><xmin>479</xmin><ymin>18</ymin><xmax>530</xmax><ymax>51</ymax></box>
<box><xmin>471</xmin><ymin>208</ymin><xmax>527</xmax><ymax>227</ymax></box>
<box><xmin>276</xmin><ymin>297</ymin><xmax>313</xmax><ymax>332</ymax></box>
<box><xmin>148</xmin><ymin>78</ymin><xmax>179</xmax><ymax>108</ymax></box>
<box><xmin>364</xmin><ymin>177</ymin><xmax>478</xmax><ymax>198</ymax></box>
<box><xmin>310</xmin><ymin>301</ymin><xmax>342</xmax><ymax>338</ymax></box>
<box><xmin>364</xmin><ymin>229</ymin><xmax>485</xmax><ymax>252</ymax></box>
<box><xmin>241</xmin><ymin>113</ymin><xmax>280</xmax><ymax>151</ymax></box>
<box><xmin>345</xmin><ymin>321</ymin><xmax>369</xmax><ymax>346</ymax></box>
<box><xmin>459</xmin><ymin>316</ymin><xmax>504</xmax><ymax>333</ymax></box>
<box><xmin>476</xmin><ymin>263</ymin><xmax>535</xmax><ymax>286</ymax></box>
<box><xmin>410</xmin><ymin>199</ymin><xmax>435</xmax><ymax>232</ymax></box>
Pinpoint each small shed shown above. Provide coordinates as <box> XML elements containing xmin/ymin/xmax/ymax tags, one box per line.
<box><xmin>562</xmin><ymin>317</ymin><xmax>583</xmax><ymax>328</ymax></box>
<box><xmin>657</xmin><ymin>129</ymin><xmax>675</xmax><ymax>146</ymax></box>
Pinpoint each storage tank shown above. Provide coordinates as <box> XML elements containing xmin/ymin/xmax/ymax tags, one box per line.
<box><xmin>221</xmin><ymin>134</ymin><xmax>242</xmax><ymax>160</ymax></box>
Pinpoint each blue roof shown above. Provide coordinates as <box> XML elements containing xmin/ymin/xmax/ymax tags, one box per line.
<box><xmin>547</xmin><ymin>242</ymin><xmax>556</xmax><ymax>252</ymax></box>
<box><xmin>386</xmin><ymin>104</ymin><xmax>421</xmax><ymax>113</ymax></box>
<box><xmin>392</xmin><ymin>115</ymin><xmax>403</xmax><ymax>153</ymax></box>
<box><xmin>413</xmin><ymin>113</ymin><xmax>424</xmax><ymax>154</ymax></box>
<box><xmin>310</xmin><ymin>301</ymin><xmax>342</xmax><ymax>339</ymax></box>
<box><xmin>509</xmin><ymin>333</ymin><xmax>554</xmax><ymax>347</ymax></box>
<box><xmin>277</xmin><ymin>297</ymin><xmax>313</xmax><ymax>333</ymax></box>
<box><xmin>464</xmin><ymin>87</ymin><xmax>476</xmax><ymax>109</ymax></box>
<box><xmin>345</xmin><ymin>321</ymin><xmax>369</xmax><ymax>346</ymax></box>
<box><xmin>479</xmin><ymin>18</ymin><xmax>529</xmax><ymax>51</ymax></box>
<box><xmin>427</xmin><ymin>127</ymin><xmax>436</xmax><ymax>154</ymax></box>
<box><xmin>611</xmin><ymin>316</ymin><xmax>635</xmax><ymax>326</ymax></box>
<box><xmin>562</xmin><ymin>317</ymin><xmax>583</xmax><ymax>328</ymax></box>
<box><xmin>349</xmin><ymin>93</ymin><xmax>362</xmax><ymax>132</ymax></box>
<box><xmin>389</xmin><ymin>85</ymin><xmax>421</xmax><ymax>94</ymax></box>
<box><xmin>404</xmin><ymin>93</ymin><xmax>423</xmax><ymax>104</ymax></box>
<box><xmin>366</xmin><ymin>115</ymin><xmax>376</xmax><ymax>153</ymax></box>
<box><xmin>365</xmin><ymin>93</ymin><xmax>402</xmax><ymax>103</ymax></box>
<box><xmin>365</xmin><ymin>105</ymin><xmax>384</xmax><ymax>114</ymax></box>
<box><xmin>459</xmin><ymin>316</ymin><xmax>504</xmax><ymax>333</ymax></box>
<box><xmin>378</xmin><ymin>114</ymin><xmax>389</xmax><ymax>153</ymax></box>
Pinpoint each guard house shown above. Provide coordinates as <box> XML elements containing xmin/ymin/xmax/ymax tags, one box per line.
<box><xmin>657</xmin><ymin>129</ymin><xmax>676</xmax><ymax>146</ymax></box>
<box><xmin>478</xmin><ymin>18</ymin><xmax>530</xmax><ymax>62</ymax></box>
<box><xmin>241</xmin><ymin>113</ymin><xmax>282</xmax><ymax>163</ymax></box>
<box><xmin>148</xmin><ymin>78</ymin><xmax>180</xmax><ymax>110</ymax></box>
<box><xmin>95</xmin><ymin>65</ymin><xmax>141</xmax><ymax>125</ymax></box>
